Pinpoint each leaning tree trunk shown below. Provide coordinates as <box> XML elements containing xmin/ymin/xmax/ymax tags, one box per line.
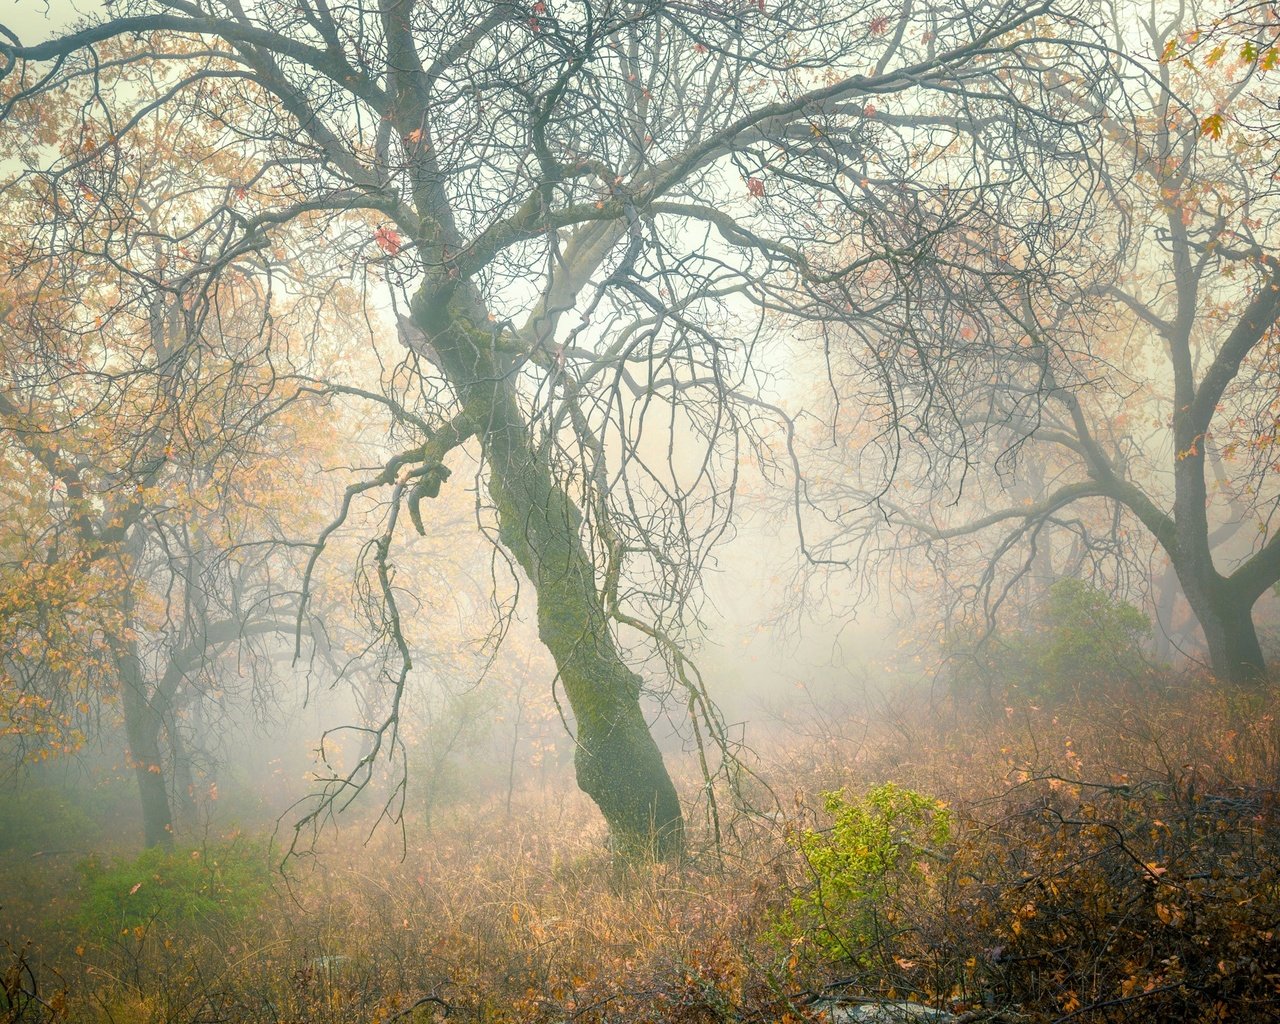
<box><xmin>486</xmin><ymin>423</ymin><xmax>685</xmax><ymax>857</ymax></box>
<box><xmin>422</xmin><ymin>300</ymin><xmax>684</xmax><ymax>858</ymax></box>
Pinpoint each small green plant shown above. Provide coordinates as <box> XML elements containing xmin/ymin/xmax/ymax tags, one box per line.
<box><xmin>73</xmin><ymin>835</ymin><xmax>271</xmax><ymax>941</ymax></box>
<box><xmin>779</xmin><ymin>783</ymin><xmax>952</xmax><ymax>963</ymax></box>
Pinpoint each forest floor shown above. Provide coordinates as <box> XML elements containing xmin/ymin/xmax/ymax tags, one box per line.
<box><xmin>3</xmin><ymin>677</ymin><xmax>1279</xmax><ymax>1023</ymax></box>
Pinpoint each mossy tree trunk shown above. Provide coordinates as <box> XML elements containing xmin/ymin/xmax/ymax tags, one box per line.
<box><xmin>1176</xmin><ymin>565</ymin><xmax>1267</xmax><ymax>687</ymax></box>
<box><xmin>417</xmin><ymin>296</ymin><xmax>684</xmax><ymax>858</ymax></box>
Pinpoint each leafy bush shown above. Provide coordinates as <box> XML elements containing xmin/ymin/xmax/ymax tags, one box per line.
<box><xmin>1036</xmin><ymin>577</ymin><xmax>1149</xmax><ymax>686</ymax></box>
<box><xmin>73</xmin><ymin>836</ymin><xmax>271</xmax><ymax>941</ymax></box>
<box><xmin>779</xmin><ymin>783</ymin><xmax>952</xmax><ymax>963</ymax></box>
<box><xmin>948</xmin><ymin>578</ymin><xmax>1151</xmax><ymax>701</ymax></box>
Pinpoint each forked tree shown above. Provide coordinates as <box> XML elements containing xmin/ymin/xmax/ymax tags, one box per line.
<box><xmin>0</xmin><ymin>97</ymin><xmax>347</xmax><ymax>845</ymax></box>
<box><xmin>794</xmin><ymin>0</ymin><xmax>1280</xmax><ymax>687</ymax></box>
<box><xmin>0</xmin><ymin>244</ymin><xmax>331</xmax><ymax>847</ymax></box>
<box><xmin>0</xmin><ymin>0</ymin><xmax>1113</xmax><ymax>854</ymax></box>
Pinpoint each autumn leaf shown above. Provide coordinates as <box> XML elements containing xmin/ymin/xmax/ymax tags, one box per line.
<box><xmin>1200</xmin><ymin>113</ymin><xmax>1225</xmax><ymax>140</ymax></box>
<box><xmin>746</xmin><ymin>177</ymin><xmax>765</xmax><ymax>198</ymax></box>
<box><xmin>374</xmin><ymin>226</ymin><xmax>403</xmax><ymax>255</ymax></box>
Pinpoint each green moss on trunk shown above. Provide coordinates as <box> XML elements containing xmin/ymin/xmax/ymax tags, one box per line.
<box><xmin>422</xmin><ymin>299</ymin><xmax>684</xmax><ymax>858</ymax></box>
<box><xmin>485</xmin><ymin>428</ymin><xmax>684</xmax><ymax>859</ymax></box>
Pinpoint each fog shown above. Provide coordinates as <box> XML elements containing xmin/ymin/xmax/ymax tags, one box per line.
<box><xmin>2</xmin><ymin>0</ymin><xmax>1279</xmax><ymax>1020</ymax></box>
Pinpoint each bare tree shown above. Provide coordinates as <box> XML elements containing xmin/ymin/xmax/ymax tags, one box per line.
<box><xmin>0</xmin><ymin>0</ymin><xmax>1115</xmax><ymax>854</ymax></box>
<box><xmin>795</xmin><ymin>0</ymin><xmax>1280</xmax><ymax>686</ymax></box>
<box><xmin>0</xmin><ymin>187</ymin><xmax>325</xmax><ymax>845</ymax></box>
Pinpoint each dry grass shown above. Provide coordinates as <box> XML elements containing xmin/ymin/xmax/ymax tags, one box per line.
<box><xmin>4</xmin><ymin>676</ymin><xmax>1279</xmax><ymax>1023</ymax></box>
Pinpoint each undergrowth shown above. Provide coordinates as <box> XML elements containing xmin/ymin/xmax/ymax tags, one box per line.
<box><xmin>2</xmin><ymin>675</ymin><xmax>1278</xmax><ymax>1023</ymax></box>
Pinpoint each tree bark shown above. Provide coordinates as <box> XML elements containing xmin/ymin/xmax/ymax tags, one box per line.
<box><xmin>113</xmin><ymin>550</ymin><xmax>176</xmax><ymax>850</ymax></box>
<box><xmin>1198</xmin><ymin>600</ymin><xmax>1266</xmax><ymax>687</ymax></box>
<box><xmin>487</xmin><ymin>433</ymin><xmax>684</xmax><ymax>857</ymax></box>
<box><xmin>421</xmin><ymin>300</ymin><xmax>684</xmax><ymax>858</ymax></box>
<box><xmin>1176</xmin><ymin>566</ymin><xmax>1267</xmax><ymax>687</ymax></box>
<box><xmin>118</xmin><ymin>641</ymin><xmax>175</xmax><ymax>849</ymax></box>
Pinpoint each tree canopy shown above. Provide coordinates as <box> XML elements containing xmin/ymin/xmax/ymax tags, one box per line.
<box><xmin>5</xmin><ymin>0</ymin><xmax>1246</xmax><ymax>851</ymax></box>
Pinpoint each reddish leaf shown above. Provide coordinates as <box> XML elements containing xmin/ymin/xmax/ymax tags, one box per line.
<box><xmin>375</xmin><ymin>226</ymin><xmax>403</xmax><ymax>255</ymax></box>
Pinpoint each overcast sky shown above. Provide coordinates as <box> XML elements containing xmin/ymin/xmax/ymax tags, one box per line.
<box><xmin>2</xmin><ymin>1</ymin><xmax>106</xmax><ymax>42</ymax></box>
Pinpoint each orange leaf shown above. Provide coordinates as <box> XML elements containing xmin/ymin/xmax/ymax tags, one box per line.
<box><xmin>375</xmin><ymin>226</ymin><xmax>403</xmax><ymax>255</ymax></box>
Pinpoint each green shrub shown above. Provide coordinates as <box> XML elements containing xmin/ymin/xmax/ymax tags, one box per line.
<box><xmin>947</xmin><ymin>578</ymin><xmax>1151</xmax><ymax>701</ymax></box>
<box><xmin>1036</xmin><ymin>578</ymin><xmax>1149</xmax><ymax>687</ymax></box>
<box><xmin>779</xmin><ymin>783</ymin><xmax>952</xmax><ymax>963</ymax></box>
<box><xmin>73</xmin><ymin>836</ymin><xmax>271</xmax><ymax>941</ymax></box>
